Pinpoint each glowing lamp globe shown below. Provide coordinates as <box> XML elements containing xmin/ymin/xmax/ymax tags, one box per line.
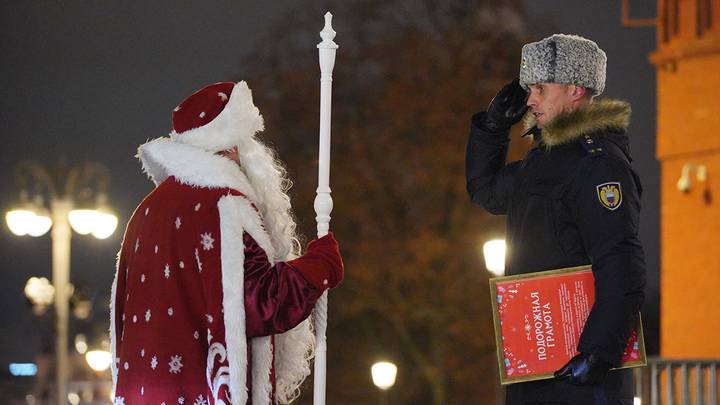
<box><xmin>91</xmin><ymin>211</ymin><xmax>118</xmax><ymax>239</ymax></box>
<box><xmin>27</xmin><ymin>214</ymin><xmax>53</xmax><ymax>237</ymax></box>
<box><xmin>6</xmin><ymin>210</ymin><xmax>52</xmax><ymax>237</ymax></box>
<box><xmin>68</xmin><ymin>210</ymin><xmax>98</xmax><ymax>235</ymax></box>
<box><xmin>24</xmin><ymin>277</ymin><xmax>55</xmax><ymax>308</ymax></box>
<box><xmin>483</xmin><ymin>239</ymin><xmax>506</xmax><ymax>276</ymax></box>
<box><xmin>371</xmin><ymin>361</ymin><xmax>397</xmax><ymax>390</ymax></box>
<box><xmin>69</xmin><ymin>209</ymin><xmax>118</xmax><ymax>239</ymax></box>
<box><xmin>85</xmin><ymin>350</ymin><xmax>112</xmax><ymax>372</ymax></box>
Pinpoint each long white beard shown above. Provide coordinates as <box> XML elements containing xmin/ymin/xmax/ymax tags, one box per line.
<box><xmin>235</xmin><ymin>136</ymin><xmax>315</xmax><ymax>404</ymax></box>
<box><xmin>235</xmin><ymin>136</ymin><xmax>300</xmax><ymax>260</ymax></box>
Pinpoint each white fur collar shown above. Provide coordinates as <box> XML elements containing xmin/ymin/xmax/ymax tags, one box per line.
<box><xmin>137</xmin><ymin>138</ymin><xmax>260</xmax><ymax>203</ymax></box>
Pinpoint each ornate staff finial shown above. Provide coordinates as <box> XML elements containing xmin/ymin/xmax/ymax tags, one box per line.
<box><xmin>318</xmin><ymin>12</ymin><xmax>338</xmax><ymax>49</ymax></box>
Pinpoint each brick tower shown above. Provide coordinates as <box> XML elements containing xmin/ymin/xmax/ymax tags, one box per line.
<box><xmin>650</xmin><ymin>0</ymin><xmax>720</xmax><ymax>358</ymax></box>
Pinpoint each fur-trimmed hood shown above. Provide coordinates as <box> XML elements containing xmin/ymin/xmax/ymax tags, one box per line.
<box><xmin>524</xmin><ymin>99</ymin><xmax>631</xmax><ymax>148</ymax></box>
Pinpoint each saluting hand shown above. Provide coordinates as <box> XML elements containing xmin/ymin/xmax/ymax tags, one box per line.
<box><xmin>485</xmin><ymin>78</ymin><xmax>529</xmax><ymax>131</ymax></box>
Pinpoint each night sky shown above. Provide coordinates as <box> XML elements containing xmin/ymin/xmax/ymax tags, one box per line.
<box><xmin>0</xmin><ymin>0</ymin><xmax>659</xmax><ymax>374</ymax></box>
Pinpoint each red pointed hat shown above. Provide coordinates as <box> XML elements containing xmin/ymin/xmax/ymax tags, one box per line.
<box><xmin>169</xmin><ymin>81</ymin><xmax>264</xmax><ymax>152</ymax></box>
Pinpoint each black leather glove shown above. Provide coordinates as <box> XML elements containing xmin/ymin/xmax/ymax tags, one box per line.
<box><xmin>554</xmin><ymin>352</ymin><xmax>612</xmax><ymax>386</ymax></box>
<box><xmin>484</xmin><ymin>78</ymin><xmax>529</xmax><ymax>132</ymax></box>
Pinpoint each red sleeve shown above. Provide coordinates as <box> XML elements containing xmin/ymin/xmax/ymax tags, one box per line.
<box><xmin>285</xmin><ymin>233</ymin><xmax>343</xmax><ymax>291</ymax></box>
<box><xmin>243</xmin><ymin>232</ymin><xmax>323</xmax><ymax>337</ymax></box>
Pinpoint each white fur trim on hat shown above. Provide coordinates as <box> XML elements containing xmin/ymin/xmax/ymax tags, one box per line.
<box><xmin>170</xmin><ymin>81</ymin><xmax>265</xmax><ymax>152</ymax></box>
<box><xmin>519</xmin><ymin>34</ymin><xmax>607</xmax><ymax>95</ymax></box>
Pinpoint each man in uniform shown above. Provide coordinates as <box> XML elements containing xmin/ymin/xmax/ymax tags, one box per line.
<box><xmin>111</xmin><ymin>81</ymin><xmax>344</xmax><ymax>405</ymax></box>
<box><xmin>466</xmin><ymin>34</ymin><xmax>646</xmax><ymax>404</ymax></box>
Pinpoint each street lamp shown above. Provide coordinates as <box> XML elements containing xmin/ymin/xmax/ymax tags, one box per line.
<box><xmin>24</xmin><ymin>276</ymin><xmax>55</xmax><ymax>316</ymax></box>
<box><xmin>371</xmin><ymin>361</ymin><xmax>397</xmax><ymax>405</ymax></box>
<box><xmin>5</xmin><ymin>161</ymin><xmax>118</xmax><ymax>405</ymax></box>
<box><xmin>483</xmin><ymin>239</ymin><xmax>506</xmax><ymax>277</ymax></box>
<box><xmin>68</xmin><ymin>196</ymin><xmax>117</xmax><ymax>239</ymax></box>
<box><xmin>85</xmin><ymin>350</ymin><xmax>112</xmax><ymax>373</ymax></box>
<box><xmin>74</xmin><ymin>334</ymin><xmax>88</xmax><ymax>355</ymax></box>
<box><xmin>6</xmin><ymin>194</ymin><xmax>52</xmax><ymax>237</ymax></box>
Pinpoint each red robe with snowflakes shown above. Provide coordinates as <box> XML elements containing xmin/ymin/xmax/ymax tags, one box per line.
<box><xmin>111</xmin><ymin>139</ymin><xmax>341</xmax><ymax>405</ymax></box>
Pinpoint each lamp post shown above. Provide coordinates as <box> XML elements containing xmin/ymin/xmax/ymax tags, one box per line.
<box><xmin>5</xmin><ymin>161</ymin><xmax>118</xmax><ymax>405</ymax></box>
<box><xmin>371</xmin><ymin>361</ymin><xmax>397</xmax><ymax>405</ymax></box>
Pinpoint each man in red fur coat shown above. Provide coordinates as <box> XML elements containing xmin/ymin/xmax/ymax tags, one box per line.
<box><xmin>110</xmin><ymin>81</ymin><xmax>344</xmax><ymax>405</ymax></box>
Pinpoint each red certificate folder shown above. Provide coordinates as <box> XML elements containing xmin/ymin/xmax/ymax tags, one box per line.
<box><xmin>489</xmin><ymin>265</ymin><xmax>646</xmax><ymax>385</ymax></box>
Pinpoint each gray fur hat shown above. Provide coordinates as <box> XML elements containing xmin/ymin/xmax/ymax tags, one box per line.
<box><xmin>519</xmin><ymin>34</ymin><xmax>607</xmax><ymax>96</ymax></box>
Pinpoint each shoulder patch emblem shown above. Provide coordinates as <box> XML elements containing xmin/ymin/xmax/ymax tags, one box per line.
<box><xmin>596</xmin><ymin>182</ymin><xmax>622</xmax><ymax>210</ymax></box>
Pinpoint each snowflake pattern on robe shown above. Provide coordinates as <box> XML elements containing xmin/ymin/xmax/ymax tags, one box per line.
<box><xmin>151</xmin><ymin>356</ymin><xmax>158</xmax><ymax>370</ymax></box>
<box><xmin>175</xmin><ymin>217</ymin><xmax>182</xmax><ymax>229</ymax></box>
<box><xmin>200</xmin><ymin>232</ymin><xmax>214</xmax><ymax>251</ymax></box>
<box><xmin>164</xmin><ymin>264</ymin><xmax>171</xmax><ymax>279</ymax></box>
<box><xmin>178</xmin><ymin>397</ymin><xmax>185</xmax><ymax>404</ymax></box>
<box><xmin>194</xmin><ymin>395</ymin><xmax>209</xmax><ymax>405</ymax></box>
<box><xmin>113</xmin><ymin>397</ymin><xmax>125</xmax><ymax>405</ymax></box>
<box><xmin>168</xmin><ymin>307</ymin><xmax>174</xmax><ymax>316</ymax></box>
<box><xmin>169</xmin><ymin>355</ymin><xmax>183</xmax><ymax>374</ymax></box>
<box><xmin>194</xmin><ymin>248</ymin><xmax>203</xmax><ymax>273</ymax></box>
<box><xmin>145</xmin><ymin>309</ymin><xmax>151</xmax><ymax>322</ymax></box>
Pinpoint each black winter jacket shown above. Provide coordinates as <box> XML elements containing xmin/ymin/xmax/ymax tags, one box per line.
<box><xmin>467</xmin><ymin>100</ymin><xmax>646</xmax><ymax>405</ymax></box>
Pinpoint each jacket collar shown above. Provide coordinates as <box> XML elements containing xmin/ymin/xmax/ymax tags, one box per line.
<box><xmin>524</xmin><ymin>99</ymin><xmax>631</xmax><ymax>148</ymax></box>
<box><xmin>137</xmin><ymin>137</ymin><xmax>260</xmax><ymax>202</ymax></box>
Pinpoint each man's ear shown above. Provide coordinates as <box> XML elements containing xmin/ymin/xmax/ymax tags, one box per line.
<box><xmin>570</xmin><ymin>85</ymin><xmax>588</xmax><ymax>101</ymax></box>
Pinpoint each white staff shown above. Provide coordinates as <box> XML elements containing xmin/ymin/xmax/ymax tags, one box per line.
<box><xmin>313</xmin><ymin>11</ymin><xmax>338</xmax><ymax>405</ymax></box>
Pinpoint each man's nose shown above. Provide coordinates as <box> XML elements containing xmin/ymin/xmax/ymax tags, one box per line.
<box><xmin>526</xmin><ymin>93</ymin><xmax>537</xmax><ymax>108</ymax></box>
